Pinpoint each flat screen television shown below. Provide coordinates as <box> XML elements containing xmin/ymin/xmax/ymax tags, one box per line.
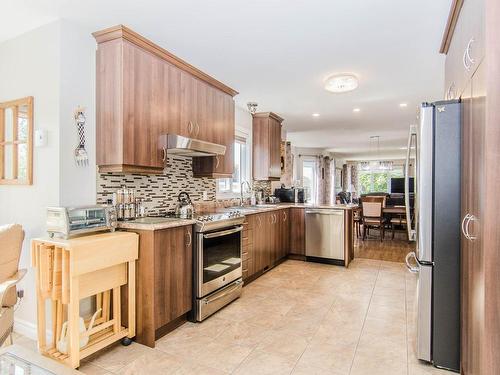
<box><xmin>390</xmin><ymin>177</ymin><xmax>414</xmax><ymax>194</ymax></box>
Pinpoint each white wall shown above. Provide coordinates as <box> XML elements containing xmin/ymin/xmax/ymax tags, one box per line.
<box><xmin>0</xmin><ymin>21</ymin><xmax>61</xmax><ymax>335</ymax></box>
<box><xmin>58</xmin><ymin>20</ymin><xmax>97</xmax><ymax>206</ymax></box>
<box><xmin>0</xmin><ymin>20</ymin><xmax>98</xmax><ymax>338</ymax></box>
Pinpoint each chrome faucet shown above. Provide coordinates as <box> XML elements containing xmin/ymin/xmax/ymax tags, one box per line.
<box><xmin>240</xmin><ymin>181</ymin><xmax>251</xmax><ymax>206</ymax></box>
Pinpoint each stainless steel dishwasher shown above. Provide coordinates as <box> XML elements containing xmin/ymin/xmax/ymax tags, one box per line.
<box><xmin>305</xmin><ymin>209</ymin><xmax>344</xmax><ymax>264</ymax></box>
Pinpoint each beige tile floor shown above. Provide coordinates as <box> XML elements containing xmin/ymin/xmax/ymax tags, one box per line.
<box><xmin>14</xmin><ymin>259</ymin><xmax>453</xmax><ymax>375</ymax></box>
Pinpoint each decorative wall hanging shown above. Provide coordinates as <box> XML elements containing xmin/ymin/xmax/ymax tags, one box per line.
<box><xmin>74</xmin><ymin>107</ymin><xmax>89</xmax><ymax>166</ymax></box>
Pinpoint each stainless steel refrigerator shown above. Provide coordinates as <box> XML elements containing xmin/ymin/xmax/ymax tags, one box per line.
<box><xmin>405</xmin><ymin>100</ymin><xmax>461</xmax><ymax>372</ymax></box>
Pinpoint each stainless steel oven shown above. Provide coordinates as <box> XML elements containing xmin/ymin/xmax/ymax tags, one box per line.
<box><xmin>192</xmin><ymin>212</ymin><xmax>244</xmax><ymax>321</ymax></box>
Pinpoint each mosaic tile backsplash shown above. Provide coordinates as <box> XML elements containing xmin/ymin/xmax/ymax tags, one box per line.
<box><xmin>96</xmin><ymin>156</ymin><xmax>216</xmax><ymax>215</ymax></box>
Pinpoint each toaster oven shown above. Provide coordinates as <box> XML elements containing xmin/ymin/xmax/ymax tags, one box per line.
<box><xmin>46</xmin><ymin>205</ymin><xmax>117</xmax><ymax>239</ymax></box>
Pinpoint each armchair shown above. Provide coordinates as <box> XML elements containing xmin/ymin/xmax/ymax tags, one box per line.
<box><xmin>0</xmin><ymin>224</ymin><xmax>27</xmax><ymax>347</ymax></box>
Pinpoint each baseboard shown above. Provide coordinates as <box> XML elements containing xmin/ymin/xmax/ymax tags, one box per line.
<box><xmin>13</xmin><ymin>317</ymin><xmax>37</xmax><ymax>340</ymax></box>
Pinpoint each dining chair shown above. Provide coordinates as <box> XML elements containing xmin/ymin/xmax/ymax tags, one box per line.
<box><xmin>353</xmin><ymin>207</ymin><xmax>362</xmax><ymax>238</ymax></box>
<box><xmin>361</xmin><ymin>201</ymin><xmax>386</xmax><ymax>241</ymax></box>
<box><xmin>391</xmin><ymin>214</ymin><xmax>408</xmax><ymax>240</ymax></box>
<box><xmin>363</xmin><ymin>195</ymin><xmax>386</xmax><ymax>208</ymax></box>
<box><xmin>0</xmin><ymin>224</ymin><xmax>27</xmax><ymax>347</ymax></box>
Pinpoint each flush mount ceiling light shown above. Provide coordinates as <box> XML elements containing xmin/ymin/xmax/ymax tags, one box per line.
<box><xmin>399</xmin><ymin>103</ymin><xmax>408</xmax><ymax>108</ymax></box>
<box><xmin>353</xmin><ymin>108</ymin><xmax>361</xmax><ymax>113</ymax></box>
<box><xmin>312</xmin><ymin>113</ymin><xmax>320</xmax><ymax>117</ymax></box>
<box><xmin>324</xmin><ymin>74</ymin><xmax>359</xmax><ymax>93</ymax></box>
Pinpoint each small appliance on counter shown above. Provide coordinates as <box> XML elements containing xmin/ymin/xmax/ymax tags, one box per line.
<box><xmin>274</xmin><ymin>187</ymin><xmax>305</xmax><ymax>203</ymax></box>
<box><xmin>175</xmin><ymin>192</ymin><xmax>194</xmax><ymax>219</ymax></box>
<box><xmin>46</xmin><ymin>205</ymin><xmax>116</xmax><ymax>239</ymax></box>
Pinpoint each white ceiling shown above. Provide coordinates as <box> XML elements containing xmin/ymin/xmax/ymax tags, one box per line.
<box><xmin>1</xmin><ymin>0</ymin><xmax>451</xmax><ymax>159</ymax></box>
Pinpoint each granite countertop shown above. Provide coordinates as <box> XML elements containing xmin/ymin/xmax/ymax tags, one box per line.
<box><xmin>117</xmin><ymin>203</ymin><xmax>356</xmax><ymax>231</ymax></box>
<box><xmin>117</xmin><ymin>216</ymin><xmax>196</xmax><ymax>231</ymax></box>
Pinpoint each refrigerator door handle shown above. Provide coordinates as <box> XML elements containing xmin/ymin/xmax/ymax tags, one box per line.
<box><xmin>405</xmin><ymin>251</ymin><xmax>420</xmax><ymax>273</ymax></box>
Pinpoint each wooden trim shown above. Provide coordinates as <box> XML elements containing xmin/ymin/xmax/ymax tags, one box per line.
<box><xmin>12</xmin><ymin>105</ymin><xmax>18</xmax><ymax>179</ymax></box>
<box><xmin>26</xmin><ymin>96</ymin><xmax>33</xmax><ymax>184</ymax></box>
<box><xmin>0</xmin><ymin>96</ymin><xmax>33</xmax><ymax>185</ymax></box>
<box><xmin>97</xmin><ymin>164</ymin><xmax>164</xmax><ymax>174</ymax></box>
<box><xmin>0</xmin><ymin>107</ymin><xmax>4</xmax><ymax>180</ymax></box>
<box><xmin>0</xmin><ymin>96</ymin><xmax>32</xmax><ymax>109</ymax></box>
<box><xmin>192</xmin><ymin>172</ymin><xmax>232</xmax><ymax>178</ymax></box>
<box><xmin>252</xmin><ymin>111</ymin><xmax>284</xmax><ymax>123</ymax></box>
<box><xmin>154</xmin><ymin>314</ymin><xmax>187</xmax><ymax>340</ymax></box>
<box><xmin>440</xmin><ymin>0</ymin><xmax>465</xmax><ymax>54</ymax></box>
<box><xmin>92</xmin><ymin>25</ymin><xmax>238</xmax><ymax>97</ymax></box>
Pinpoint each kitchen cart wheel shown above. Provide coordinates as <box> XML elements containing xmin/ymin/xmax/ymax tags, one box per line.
<box><xmin>121</xmin><ymin>337</ymin><xmax>132</xmax><ymax>346</ymax></box>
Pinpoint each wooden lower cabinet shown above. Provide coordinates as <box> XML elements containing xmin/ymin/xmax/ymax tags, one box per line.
<box><xmin>280</xmin><ymin>209</ymin><xmax>290</xmax><ymax>259</ymax></box>
<box><xmin>125</xmin><ymin>225</ymin><xmax>192</xmax><ymax>348</ymax></box>
<box><xmin>289</xmin><ymin>208</ymin><xmax>305</xmax><ymax>256</ymax></box>
<box><xmin>244</xmin><ymin>209</ymin><xmax>290</xmax><ymax>282</ymax></box>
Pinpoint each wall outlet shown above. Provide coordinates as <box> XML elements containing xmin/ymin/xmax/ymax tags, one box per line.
<box><xmin>17</xmin><ymin>289</ymin><xmax>24</xmax><ymax>299</ymax></box>
<box><xmin>202</xmin><ymin>191</ymin><xmax>209</xmax><ymax>201</ymax></box>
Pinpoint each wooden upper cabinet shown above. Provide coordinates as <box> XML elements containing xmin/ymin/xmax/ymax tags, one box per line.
<box><xmin>192</xmin><ymin>90</ymin><xmax>235</xmax><ymax>178</ymax></box>
<box><xmin>252</xmin><ymin>112</ymin><xmax>283</xmax><ymax>180</ymax></box>
<box><xmin>93</xmin><ymin>25</ymin><xmax>237</xmax><ymax>174</ymax></box>
<box><xmin>442</xmin><ymin>0</ymin><xmax>485</xmax><ymax>100</ymax></box>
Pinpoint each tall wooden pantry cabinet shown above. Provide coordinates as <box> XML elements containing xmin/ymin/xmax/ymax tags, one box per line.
<box><xmin>441</xmin><ymin>0</ymin><xmax>500</xmax><ymax>373</ymax></box>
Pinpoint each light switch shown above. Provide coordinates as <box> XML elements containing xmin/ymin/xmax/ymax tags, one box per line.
<box><xmin>35</xmin><ymin>129</ymin><xmax>47</xmax><ymax>147</ymax></box>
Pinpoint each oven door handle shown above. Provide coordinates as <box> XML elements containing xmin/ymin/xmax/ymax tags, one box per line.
<box><xmin>203</xmin><ymin>226</ymin><xmax>243</xmax><ymax>239</ymax></box>
<box><xmin>202</xmin><ymin>280</ymin><xmax>243</xmax><ymax>304</ymax></box>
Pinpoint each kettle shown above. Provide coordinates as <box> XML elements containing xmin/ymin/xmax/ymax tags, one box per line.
<box><xmin>175</xmin><ymin>192</ymin><xmax>194</xmax><ymax>219</ymax></box>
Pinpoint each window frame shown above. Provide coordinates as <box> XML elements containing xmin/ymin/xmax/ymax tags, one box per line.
<box><xmin>357</xmin><ymin>163</ymin><xmax>404</xmax><ymax>195</ymax></box>
<box><xmin>301</xmin><ymin>157</ymin><xmax>318</xmax><ymax>204</ymax></box>
<box><xmin>0</xmin><ymin>96</ymin><xmax>34</xmax><ymax>185</ymax></box>
<box><xmin>216</xmin><ymin>128</ymin><xmax>251</xmax><ymax>198</ymax></box>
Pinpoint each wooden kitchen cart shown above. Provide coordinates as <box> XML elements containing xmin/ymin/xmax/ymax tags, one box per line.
<box><xmin>31</xmin><ymin>232</ymin><xmax>138</xmax><ymax>368</ymax></box>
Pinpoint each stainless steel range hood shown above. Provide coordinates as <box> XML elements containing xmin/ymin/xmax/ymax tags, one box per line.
<box><xmin>160</xmin><ymin>134</ymin><xmax>226</xmax><ymax>157</ymax></box>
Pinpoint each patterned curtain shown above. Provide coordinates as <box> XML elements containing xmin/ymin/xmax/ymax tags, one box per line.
<box><xmin>347</xmin><ymin>162</ymin><xmax>359</xmax><ymax>199</ymax></box>
<box><xmin>316</xmin><ymin>156</ymin><xmax>325</xmax><ymax>204</ymax></box>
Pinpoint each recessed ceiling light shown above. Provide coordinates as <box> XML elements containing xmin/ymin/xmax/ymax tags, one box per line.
<box><xmin>324</xmin><ymin>74</ymin><xmax>359</xmax><ymax>93</ymax></box>
<box><xmin>312</xmin><ymin>113</ymin><xmax>320</xmax><ymax>117</ymax></box>
<box><xmin>399</xmin><ymin>103</ymin><xmax>408</xmax><ymax>108</ymax></box>
<box><xmin>353</xmin><ymin>108</ymin><xmax>361</xmax><ymax>113</ymax></box>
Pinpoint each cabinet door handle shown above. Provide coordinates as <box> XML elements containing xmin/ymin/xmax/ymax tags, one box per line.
<box><xmin>215</xmin><ymin>155</ymin><xmax>220</xmax><ymax>169</ymax></box>
<box><xmin>185</xmin><ymin>230</ymin><xmax>192</xmax><ymax>247</ymax></box>
<box><xmin>461</xmin><ymin>214</ymin><xmax>470</xmax><ymax>239</ymax></box>
<box><xmin>162</xmin><ymin>147</ymin><xmax>167</xmax><ymax>162</ymax></box>
<box><xmin>446</xmin><ymin>82</ymin><xmax>456</xmax><ymax>100</ymax></box>
<box><xmin>463</xmin><ymin>38</ymin><xmax>475</xmax><ymax>71</ymax></box>
<box><xmin>195</xmin><ymin>121</ymin><xmax>200</xmax><ymax>136</ymax></box>
<box><xmin>465</xmin><ymin>38</ymin><xmax>475</xmax><ymax>70</ymax></box>
<box><xmin>188</xmin><ymin>121</ymin><xmax>194</xmax><ymax>134</ymax></box>
<box><xmin>283</xmin><ymin>211</ymin><xmax>287</xmax><ymax>222</ymax></box>
<box><xmin>465</xmin><ymin>214</ymin><xmax>477</xmax><ymax>241</ymax></box>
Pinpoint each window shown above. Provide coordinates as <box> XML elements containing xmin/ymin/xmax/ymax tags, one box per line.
<box><xmin>358</xmin><ymin>164</ymin><xmax>404</xmax><ymax>194</ymax></box>
<box><xmin>0</xmin><ymin>96</ymin><xmax>33</xmax><ymax>185</ymax></box>
<box><xmin>302</xmin><ymin>159</ymin><xmax>317</xmax><ymax>203</ymax></box>
<box><xmin>217</xmin><ymin>132</ymin><xmax>250</xmax><ymax>196</ymax></box>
